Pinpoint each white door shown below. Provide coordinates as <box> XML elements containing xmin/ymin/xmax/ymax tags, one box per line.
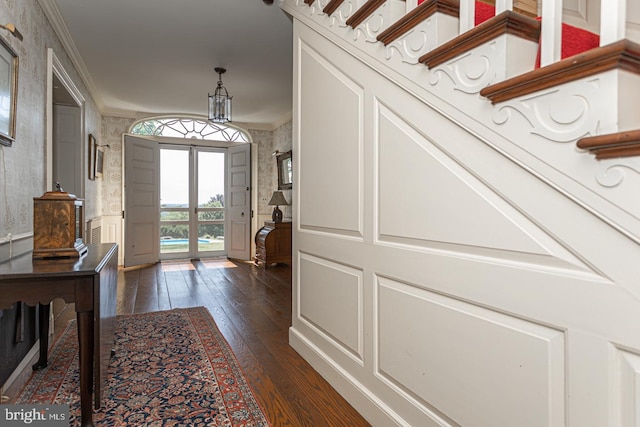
<box><xmin>124</xmin><ymin>135</ymin><xmax>160</xmax><ymax>267</ymax></box>
<box><xmin>227</xmin><ymin>143</ymin><xmax>251</xmax><ymax>260</ymax></box>
<box><xmin>53</xmin><ymin>105</ymin><xmax>82</xmax><ymax>196</ymax></box>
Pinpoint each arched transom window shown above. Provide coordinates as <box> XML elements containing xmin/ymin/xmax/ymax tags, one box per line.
<box><xmin>129</xmin><ymin>117</ymin><xmax>250</xmax><ymax>143</ymax></box>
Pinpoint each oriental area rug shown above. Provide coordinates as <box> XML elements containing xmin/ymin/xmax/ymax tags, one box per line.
<box><xmin>16</xmin><ymin>307</ymin><xmax>270</xmax><ymax>426</ymax></box>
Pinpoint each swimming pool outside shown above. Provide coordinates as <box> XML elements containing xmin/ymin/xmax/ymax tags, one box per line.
<box><xmin>160</xmin><ymin>238</ymin><xmax>224</xmax><ymax>253</ymax></box>
<box><xmin>160</xmin><ymin>238</ymin><xmax>209</xmax><ymax>245</ymax></box>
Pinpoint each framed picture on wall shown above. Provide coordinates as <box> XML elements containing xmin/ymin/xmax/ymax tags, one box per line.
<box><xmin>88</xmin><ymin>134</ymin><xmax>96</xmax><ymax>180</ymax></box>
<box><xmin>276</xmin><ymin>150</ymin><xmax>292</xmax><ymax>190</ymax></box>
<box><xmin>0</xmin><ymin>37</ymin><xmax>18</xmax><ymax>147</ymax></box>
<box><xmin>95</xmin><ymin>146</ymin><xmax>104</xmax><ymax>179</ymax></box>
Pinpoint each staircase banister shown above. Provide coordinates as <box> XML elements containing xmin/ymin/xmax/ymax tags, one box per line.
<box><xmin>419</xmin><ymin>9</ymin><xmax>540</xmax><ymax>68</ymax></box>
<box><xmin>577</xmin><ymin>130</ymin><xmax>640</xmax><ymax>160</ymax></box>
<box><xmin>323</xmin><ymin>0</ymin><xmax>345</xmax><ymax>16</ymax></box>
<box><xmin>346</xmin><ymin>0</ymin><xmax>389</xmax><ymax>28</ymax></box>
<box><xmin>376</xmin><ymin>0</ymin><xmax>459</xmax><ymax>45</ymax></box>
<box><xmin>480</xmin><ymin>39</ymin><xmax>640</xmax><ymax>104</ymax></box>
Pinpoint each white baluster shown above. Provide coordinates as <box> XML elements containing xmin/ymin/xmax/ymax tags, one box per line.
<box><xmin>459</xmin><ymin>0</ymin><xmax>475</xmax><ymax>33</ymax></box>
<box><xmin>540</xmin><ymin>0</ymin><xmax>562</xmax><ymax>67</ymax></box>
<box><xmin>405</xmin><ymin>0</ymin><xmax>418</xmax><ymax>12</ymax></box>
<box><xmin>495</xmin><ymin>0</ymin><xmax>513</xmax><ymax>14</ymax></box>
<box><xmin>600</xmin><ymin>0</ymin><xmax>626</xmax><ymax>45</ymax></box>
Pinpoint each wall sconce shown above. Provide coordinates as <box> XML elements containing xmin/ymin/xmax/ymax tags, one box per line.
<box><xmin>267</xmin><ymin>191</ymin><xmax>288</xmax><ymax>223</ymax></box>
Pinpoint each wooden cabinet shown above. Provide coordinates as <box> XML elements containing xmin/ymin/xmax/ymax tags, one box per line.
<box><xmin>254</xmin><ymin>221</ymin><xmax>291</xmax><ymax>268</ymax></box>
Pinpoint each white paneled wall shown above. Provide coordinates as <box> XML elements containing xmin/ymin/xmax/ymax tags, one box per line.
<box><xmin>288</xmin><ymin>15</ymin><xmax>640</xmax><ymax>427</ymax></box>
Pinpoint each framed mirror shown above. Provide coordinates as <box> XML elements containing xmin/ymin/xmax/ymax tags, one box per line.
<box><xmin>276</xmin><ymin>150</ymin><xmax>292</xmax><ymax>190</ymax></box>
<box><xmin>0</xmin><ymin>36</ymin><xmax>18</xmax><ymax>146</ymax></box>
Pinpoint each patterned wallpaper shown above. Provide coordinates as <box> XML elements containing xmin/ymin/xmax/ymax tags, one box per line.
<box><xmin>0</xmin><ymin>0</ymin><xmax>102</xmax><ymax>242</ymax></box>
<box><xmin>100</xmin><ymin>117</ymin><xmax>292</xmax><ymax>220</ymax></box>
<box><xmin>100</xmin><ymin>116</ymin><xmax>135</xmax><ymax>216</ymax></box>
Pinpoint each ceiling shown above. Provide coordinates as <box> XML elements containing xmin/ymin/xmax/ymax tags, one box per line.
<box><xmin>45</xmin><ymin>0</ymin><xmax>293</xmax><ymax>127</ymax></box>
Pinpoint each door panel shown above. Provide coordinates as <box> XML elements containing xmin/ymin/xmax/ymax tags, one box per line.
<box><xmin>124</xmin><ymin>136</ymin><xmax>160</xmax><ymax>267</ymax></box>
<box><xmin>227</xmin><ymin>144</ymin><xmax>251</xmax><ymax>260</ymax></box>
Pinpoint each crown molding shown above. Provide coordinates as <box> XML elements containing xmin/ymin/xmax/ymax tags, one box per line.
<box><xmin>38</xmin><ymin>0</ymin><xmax>104</xmax><ymax>111</ymax></box>
<box><xmin>272</xmin><ymin>112</ymin><xmax>293</xmax><ymax>130</ymax></box>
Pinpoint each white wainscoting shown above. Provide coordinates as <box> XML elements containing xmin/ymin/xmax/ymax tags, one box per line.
<box><xmin>297</xmin><ymin>40</ymin><xmax>364</xmax><ymax>238</ymax></box>
<box><xmin>101</xmin><ymin>215</ymin><xmax>123</xmax><ymax>265</ymax></box>
<box><xmin>376</xmin><ymin>276</ymin><xmax>565</xmax><ymax>427</ymax></box>
<box><xmin>298</xmin><ymin>252</ymin><xmax>364</xmax><ymax>364</ymax></box>
<box><xmin>613</xmin><ymin>347</ymin><xmax>640</xmax><ymax>426</ymax></box>
<box><xmin>288</xmin><ymin>9</ymin><xmax>640</xmax><ymax>427</ymax></box>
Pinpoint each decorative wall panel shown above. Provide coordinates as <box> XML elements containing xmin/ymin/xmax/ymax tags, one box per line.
<box><xmin>614</xmin><ymin>347</ymin><xmax>640</xmax><ymax>426</ymax></box>
<box><xmin>299</xmin><ymin>253</ymin><xmax>364</xmax><ymax>361</ymax></box>
<box><xmin>377</xmin><ymin>103</ymin><xmax>549</xmax><ymax>255</ymax></box>
<box><xmin>563</xmin><ymin>0</ymin><xmax>595</xmax><ymax>33</ymax></box>
<box><xmin>376</xmin><ymin>276</ymin><xmax>565</xmax><ymax>427</ymax></box>
<box><xmin>298</xmin><ymin>42</ymin><xmax>363</xmax><ymax>236</ymax></box>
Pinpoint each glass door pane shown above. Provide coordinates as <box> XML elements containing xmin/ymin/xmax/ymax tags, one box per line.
<box><xmin>160</xmin><ymin>148</ymin><xmax>190</xmax><ymax>257</ymax></box>
<box><xmin>196</xmin><ymin>150</ymin><xmax>226</xmax><ymax>256</ymax></box>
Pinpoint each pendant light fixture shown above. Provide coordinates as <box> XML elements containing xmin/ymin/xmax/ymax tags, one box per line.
<box><xmin>208</xmin><ymin>67</ymin><xmax>232</xmax><ymax>123</ymax></box>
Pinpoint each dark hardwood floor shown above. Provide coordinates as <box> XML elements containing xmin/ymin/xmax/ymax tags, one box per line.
<box><xmin>54</xmin><ymin>258</ymin><xmax>370</xmax><ymax>427</ymax></box>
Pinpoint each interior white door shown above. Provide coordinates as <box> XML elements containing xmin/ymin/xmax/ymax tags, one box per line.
<box><xmin>227</xmin><ymin>143</ymin><xmax>251</xmax><ymax>260</ymax></box>
<box><xmin>53</xmin><ymin>105</ymin><xmax>82</xmax><ymax>196</ymax></box>
<box><xmin>124</xmin><ymin>135</ymin><xmax>160</xmax><ymax>267</ymax></box>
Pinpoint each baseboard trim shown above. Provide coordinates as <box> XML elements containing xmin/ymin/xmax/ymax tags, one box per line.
<box><xmin>1</xmin><ymin>340</ymin><xmax>39</xmax><ymax>402</ymax></box>
<box><xmin>288</xmin><ymin>326</ymin><xmax>404</xmax><ymax>427</ymax></box>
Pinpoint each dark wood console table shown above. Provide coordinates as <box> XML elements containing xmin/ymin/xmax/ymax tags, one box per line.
<box><xmin>0</xmin><ymin>243</ymin><xmax>119</xmax><ymax>427</ymax></box>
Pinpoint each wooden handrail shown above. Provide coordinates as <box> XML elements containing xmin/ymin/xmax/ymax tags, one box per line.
<box><xmin>481</xmin><ymin>39</ymin><xmax>640</xmax><ymax>104</ymax></box>
<box><xmin>324</xmin><ymin>0</ymin><xmax>345</xmax><ymax>15</ymax></box>
<box><xmin>377</xmin><ymin>0</ymin><xmax>459</xmax><ymax>45</ymax></box>
<box><xmin>346</xmin><ymin>0</ymin><xmax>389</xmax><ymax>28</ymax></box>
<box><xmin>419</xmin><ymin>10</ymin><xmax>540</xmax><ymax>68</ymax></box>
<box><xmin>577</xmin><ymin>130</ymin><xmax>640</xmax><ymax>160</ymax></box>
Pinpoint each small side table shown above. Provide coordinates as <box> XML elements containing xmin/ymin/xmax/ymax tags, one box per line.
<box><xmin>254</xmin><ymin>221</ymin><xmax>292</xmax><ymax>268</ymax></box>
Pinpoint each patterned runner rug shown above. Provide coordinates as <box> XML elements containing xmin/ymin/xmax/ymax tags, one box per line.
<box><xmin>17</xmin><ymin>307</ymin><xmax>270</xmax><ymax>426</ymax></box>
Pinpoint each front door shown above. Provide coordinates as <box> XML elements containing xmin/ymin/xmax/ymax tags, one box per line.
<box><xmin>124</xmin><ymin>137</ymin><xmax>252</xmax><ymax>267</ymax></box>
<box><xmin>124</xmin><ymin>136</ymin><xmax>160</xmax><ymax>267</ymax></box>
<box><xmin>159</xmin><ymin>146</ymin><xmax>227</xmax><ymax>260</ymax></box>
<box><xmin>227</xmin><ymin>143</ymin><xmax>251</xmax><ymax>260</ymax></box>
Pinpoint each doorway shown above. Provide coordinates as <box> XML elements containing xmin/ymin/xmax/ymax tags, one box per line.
<box><xmin>160</xmin><ymin>146</ymin><xmax>226</xmax><ymax>260</ymax></box>
<box><xmin>123</xmin><ymin>134</ymin><xmax>252</xmax><ymax>267</ymax></box>
<box><xmin>46</xmin><ymin>49</ymin><xmax>85</xmax><ymax>194</ymax></box>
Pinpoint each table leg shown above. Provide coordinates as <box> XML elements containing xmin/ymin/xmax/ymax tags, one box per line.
<box><xmin>77</xmin><ymin>310</ymin><xmax>95</xmax><ymax>427</ymax></box>
<box><xmin>32</xmin><ymin>303</ymin><xmax>50</xmax><ymax>370</ymax></box>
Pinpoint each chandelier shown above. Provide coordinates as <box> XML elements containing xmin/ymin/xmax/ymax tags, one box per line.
<box><xmin>208</xmin><ymin>67</ymin><xmax>232</xmax><ymax>123</ymax></box>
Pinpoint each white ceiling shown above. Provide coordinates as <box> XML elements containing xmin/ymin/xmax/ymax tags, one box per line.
<box><xmin>46</xmin><ymin>0</ymin><xmax>293</xmax><ymax>127</ymax></box>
